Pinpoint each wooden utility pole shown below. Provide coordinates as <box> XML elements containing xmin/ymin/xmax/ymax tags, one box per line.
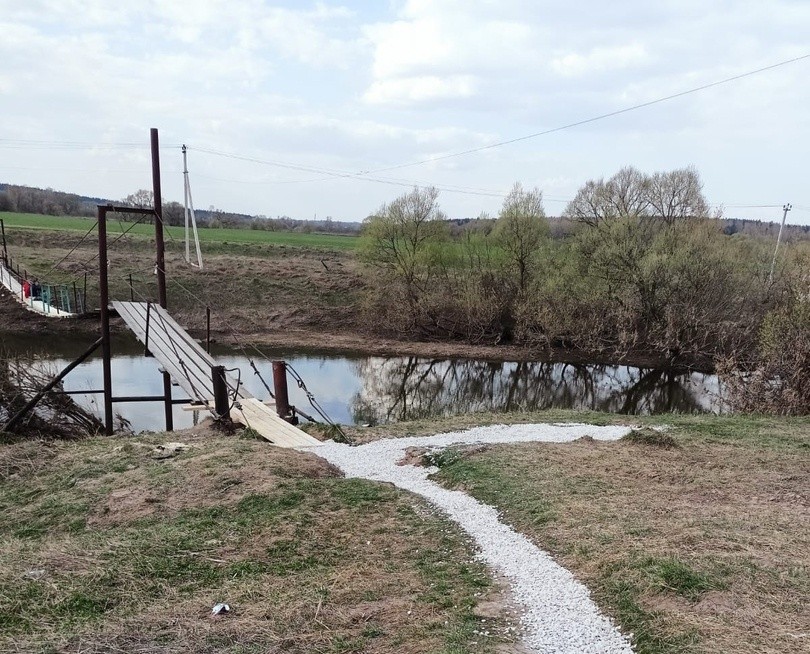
<box><xmin>769</xmin><ymin>203</ymin><xmax>792</xmax><ymax>282</ymax></box>
<box><xmin>151</xmin><ymin>128</ymin><xmax>173</xmax><ymax>431</ymax></box>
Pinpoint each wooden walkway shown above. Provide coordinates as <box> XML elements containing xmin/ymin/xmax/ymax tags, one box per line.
<box><xmin>112</xmin><ymin>301</ymin><xmax>321</xmax><ymax>448</ymax></box>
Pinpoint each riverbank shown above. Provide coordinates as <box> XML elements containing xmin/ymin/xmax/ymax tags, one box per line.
<box><xmin>0</xmin><ymin>224</ymin><xmax>715</xmax><ymax>372</ymax></box>
<box><xmin>0</xmin><ymin>288</ymin><xmax>711</xmax><ymax>374</ymax></box>
<box><xmin>1</xmin><ymin>412</ymin><xmax>806</xmax><ymax>653</ymax></box>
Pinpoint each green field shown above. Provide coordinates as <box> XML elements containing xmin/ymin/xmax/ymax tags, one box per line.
<box><xmin>0</xmin><ymin>212</ymin><xmax>360</xmax><ymax>250</ymax></box>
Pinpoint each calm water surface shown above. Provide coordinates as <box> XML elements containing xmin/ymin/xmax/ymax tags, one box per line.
<box><xmin>3</xmin><ymin>333</ymin><xmax>724</xmax><ymax>433</ymax></box>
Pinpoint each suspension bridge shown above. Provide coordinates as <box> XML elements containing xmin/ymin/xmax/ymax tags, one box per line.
<box><xmin>1</xmin><ymin>128</ymin><xmax>337</xmax><ymax>448</ymax></box>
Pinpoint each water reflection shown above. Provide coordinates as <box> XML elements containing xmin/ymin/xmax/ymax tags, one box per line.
<box><xmin>350</xmin><ymin>358</ymin><xmax>723</xmax><ymax>425</ymax></box>
<box><xmin>1</xmin><ymin>334</ymin><xmax>723</xmax><ymax>432</ymax></box>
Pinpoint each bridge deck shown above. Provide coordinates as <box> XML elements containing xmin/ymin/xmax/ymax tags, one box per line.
<box><xmin>112</xmin><ymin>301</ymin><xmax>320</xmax><ymax>448</ymax></box>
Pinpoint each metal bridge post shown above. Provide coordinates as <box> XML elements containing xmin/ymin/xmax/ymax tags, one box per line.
<box><xmin>98</xmin><ymin>206</ymin><xmax>114</xmax><ymax>435</ymax></box>
<box><xmin>212</xmin><ymin>365</ymin><xmax>230</xmax><ymax>420</ymax></box>
<box><xmin>272</xmin><ymin>361</ymin><xmax>297</xmax><ymax>425</ymax></box>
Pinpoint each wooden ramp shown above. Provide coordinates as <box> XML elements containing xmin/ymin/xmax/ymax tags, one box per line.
<box><xmin>112</xmin><ymin>301</ymin><xmax>321</xmax><ymax>448</ymax></box>
<box><xmin>232</xmin><ymin>399</ymin><xmax>322</xmax><ymax>448</ymax></box>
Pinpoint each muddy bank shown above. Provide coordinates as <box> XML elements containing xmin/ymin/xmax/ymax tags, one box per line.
<box><xmin>1</xmin><ymin>289</ymin><xmax>712</xmax><ymax>372</ymax></box>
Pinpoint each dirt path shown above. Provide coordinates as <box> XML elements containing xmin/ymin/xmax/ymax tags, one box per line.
<box><xmin>309</xmin><ymin>423</ymin><xmax>636</xmax><ymax>654</ymax></box>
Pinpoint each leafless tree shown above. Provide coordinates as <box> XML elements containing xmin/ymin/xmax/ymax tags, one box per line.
<box><xmin>646</xmin><ymin>166</ymin><xmax>710</xmax><ymax>224</ymax></box>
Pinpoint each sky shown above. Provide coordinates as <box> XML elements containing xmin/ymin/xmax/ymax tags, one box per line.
<box><xmin>1</xmin><ymin>0</ymin><xmax>809</xmax><ymax>225</ymax></box>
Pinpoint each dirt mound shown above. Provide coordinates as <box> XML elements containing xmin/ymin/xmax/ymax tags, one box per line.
<box><xmin>84</xmin><ymin>429</ymin><xmax>340</xmax><ymax>527</ymax></box>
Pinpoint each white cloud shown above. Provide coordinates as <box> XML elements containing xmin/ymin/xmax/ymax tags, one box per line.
<box><xmin>364</xmin><ymin>74</ymin><xmax>477</xmax><ymax>105</ymax></box>
<box><xmin>0</xmin><ymin>1</ymin><xmax>809</xmax><ymax>222</ymax></box>
<box><xmin>550</xmin><ymin>44</ymin><xmax>650</xmax><ymax>77</ymax></box>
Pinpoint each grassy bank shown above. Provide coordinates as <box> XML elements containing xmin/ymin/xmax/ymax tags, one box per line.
<box><xmin>0</xmin><ymin>427</ymin><xmax>502</xmax><ymax>654</ymax></box>
<box><xmin>1</xmin><ymin>218</ymin><xmax>364</xmax><ymax>340</ymax></box>
<box><xmin>354</xmin><ymin>412</ymin><xmax>808</xmax><ymax>654</ymax></box>
<box><xmin>2</xmin><ymin>413</ymin><xmax>806</xmax><ymax>653</ymax></box>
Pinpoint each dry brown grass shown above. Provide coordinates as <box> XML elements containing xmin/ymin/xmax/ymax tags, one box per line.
<box><xmin>430</xmin><ymin>415</ymin><xmax>810</xmax><ymax>654</ymax></box>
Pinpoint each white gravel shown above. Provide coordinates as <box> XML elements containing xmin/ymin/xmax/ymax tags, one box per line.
<box><xmin>305</xmin><ymin>423</ymin><xmax>635</xmax><ymax>654</ymax></box>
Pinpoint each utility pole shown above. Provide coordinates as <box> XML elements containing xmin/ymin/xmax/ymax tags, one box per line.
<box><xmin>183</xmin><ymin>145</ymin><xmax>190</xmax><ymax>264</ymax></box>
<box><xmin>182</xmin><ymin>144</ymin><xmax>203</xmax><ymax>268</ymax></box>
<box><xmin>769</xmin><ymin>203</ymin><xmax>792</xmax><ymax>282</ymax></box>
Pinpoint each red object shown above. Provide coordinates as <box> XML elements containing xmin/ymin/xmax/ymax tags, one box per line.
<box><xmin>23</xmin><ymin>280</ymin><xmax>30</xmax><ymax>298</ymax></box>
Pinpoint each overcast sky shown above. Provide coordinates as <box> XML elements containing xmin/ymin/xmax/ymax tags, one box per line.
<box><xmin>1</xmin><ymin>0</ymin><xmax>808</xmax><ymax>224</ymax></box>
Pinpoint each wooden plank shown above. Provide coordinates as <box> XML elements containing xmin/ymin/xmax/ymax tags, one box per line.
<box><xmin>233</xmin><ymin>399</ymin><xmax>321</xmax><ymax>447</ymax></box>
<box><xmin>113</xmin><ymin>301</ymin><xmax>217</xmax><ymax>401</ymax></box>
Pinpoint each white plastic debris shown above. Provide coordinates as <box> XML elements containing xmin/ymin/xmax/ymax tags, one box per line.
<box><xmin>211</xmin><ymin>602</ymin><xmax>230</xmax><ymax>615</ymax></box>
<box><xmin>152</xmin><ymin>442</ymin><xmax>190</xmax><ymax>459</ymax></box>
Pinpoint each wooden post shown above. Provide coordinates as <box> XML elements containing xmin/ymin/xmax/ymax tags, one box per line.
<box><xmin>0</xmin><ymin>218</ymin><xmax>7</xmax><ymax>265</ymax></box>
<box><xmin>206</xmin><ymin>306</ymin><xmax>211</xmax><ymax>354</ymax></box>
<box><xmin>129</xmin><ymin>273</ymin><xmax>134</xmax><ymax>301</ymax></box>
<box><xmin>144</xmin><ymin>302</ymin><xmax>152</xmax><ymax>355</ymax></box>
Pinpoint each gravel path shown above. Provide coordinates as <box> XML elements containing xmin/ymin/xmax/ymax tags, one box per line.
<box><xmin>307</xmin><ymin>423</ymin><xmax>635</xmax><ymax>654</ymax></box>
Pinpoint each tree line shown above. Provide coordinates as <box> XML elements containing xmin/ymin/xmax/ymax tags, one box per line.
<box><xmin>360</xmin><ymin>167</ymin><xmax>809</xmax><ymax>414</ymax></box>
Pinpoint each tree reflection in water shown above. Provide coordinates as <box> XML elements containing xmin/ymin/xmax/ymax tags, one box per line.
<box><xmin>350</xmin><ymin>357</ymin><xmax>723</xmax><ymax>425</ymax></box>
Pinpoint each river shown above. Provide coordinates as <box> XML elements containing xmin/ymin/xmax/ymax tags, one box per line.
<box><xmin>1</xmin><ymin>333</ymin><xmax>724</xmax><ymax>433</ymax></box>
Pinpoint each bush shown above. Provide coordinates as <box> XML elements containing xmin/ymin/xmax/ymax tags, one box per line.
<box><xmin>718</xmin><ymin>301</ymin><xmax>810</xmax><ymax>415</ymax></box>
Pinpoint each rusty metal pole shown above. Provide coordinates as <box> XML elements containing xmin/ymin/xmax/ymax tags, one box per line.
<box><xmin>272</xmin><ymin>361</ymin><xmax>296</xmax><ymax>424</ymax></box>
<box><xmin>206</xmin><ymin>306</ymin><xmax>211</xmax><ymax>354</ymax></box>
<box><xmin>151</xmin><ymin>127</ymin><xmax>173</xmax><ymax>431</ymax></box>
<box><xmin>0</xmin><ymin>218</ymin><xmax>7</xmax><ymax>265</ymax></box>
<box><xmin>98</xmin><ymin>206</ymin><xmax>114</xmax><ymax>435</ymax></box>
<box><xmin>151</xmin><ymin>128</ymin><xmax>167</xmax><ymax>308</ymax></box>
<box><xmin>211</xmin><ymin>365</ymin><xmax>230</xmax><ymax>420</ymax></box>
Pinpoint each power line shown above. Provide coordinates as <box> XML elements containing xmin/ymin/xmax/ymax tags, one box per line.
<box><xmin>362</xmin><ymin>53</ymin><xmax>810</xmax><ymax>175</ymax></box>
<box><xmin>35</xmin><ymin>220</ymin><xmax>99</xmax><ymax>279</ymax></box>
<box><xmin>190</xmin><ymin>146</ymin><xmax>509</xmax><ymax>198</ymax></box>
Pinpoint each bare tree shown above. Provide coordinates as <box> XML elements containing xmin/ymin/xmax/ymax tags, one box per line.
<box><xmin>646</xmin><ymin>166</ymin><xmax>710</xmax><ymax>224</ymax></box>
<box><xmin>122</xmin><ymin>189</ymin><xmax>153</xmax><ymax>208</ymax></box>
<box><xmin>564</xmin><ymin>166</ymin><xmax>648</xmax><ymax>227</ymax></box>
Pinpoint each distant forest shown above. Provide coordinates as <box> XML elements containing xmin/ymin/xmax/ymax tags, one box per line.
<box><xmin>0</xmin><ymin>183</ymin><xmax>362</xmax><ymax>235</ymax></box>
<box><xmin>1</xmin><ymin>181</ymin><xmax>808</xmax><ymax>240</ymax></box>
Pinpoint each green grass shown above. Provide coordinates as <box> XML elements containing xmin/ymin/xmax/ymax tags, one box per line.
<box><xmin>0</xmin><ymin>433</ymin><xmax>504</xmax><ymax>653</ymax></box>
<box><xmin>0</xmin><ymin>211</ymin><xmax>359</xmax><ymax>250</ymax></box>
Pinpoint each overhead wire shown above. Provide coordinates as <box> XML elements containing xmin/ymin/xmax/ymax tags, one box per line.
<box><xmin>41</xmin><ymin>220</ymin><xmax>98</xmax><ymax>278</ymax></box>
<box><xmin>65</xmin><ymin>212</ymin><xmax>154</xmax><ymax>286</ymax></box>
<box><xmin>361</xmin><ymin>53</ymin><xmax>810</xmax><ymax>175</ymax></box>
<box><xmin>190</xmin><ymin>146</ymin><xmax>509</xmax><ymax>198</ymax></box>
